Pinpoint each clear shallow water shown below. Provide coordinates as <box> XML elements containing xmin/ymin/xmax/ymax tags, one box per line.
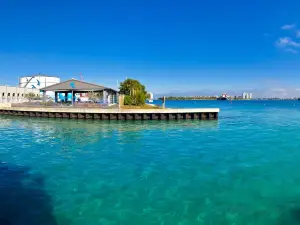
<box><xmin>1</xmin><ymin>100</ymin><xmax>300</xmax><ymax>224</ymax></box>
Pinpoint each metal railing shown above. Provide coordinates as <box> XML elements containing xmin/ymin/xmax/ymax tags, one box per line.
<box><xmin>11</xmin><ymin>101</ymin><xmax>118</xmax><ymax>109</ymax></box>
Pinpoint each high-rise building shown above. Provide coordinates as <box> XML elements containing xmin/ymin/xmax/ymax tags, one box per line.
<box><xmin>242</xmin><ymin>92</ymin><xmax>253</xmax><ymax>99</ymax></box>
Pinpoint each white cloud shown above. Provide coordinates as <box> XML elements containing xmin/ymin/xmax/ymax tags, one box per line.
<box><xmin>274</xmin><ymin>24</ymin><xmax>300</xmax><ymax>53</ymax></box>
<box><xmin>276</xmin><ymin>37</ymin><xmax>300</xmax><ymax>48</ymax></box>
<box><xmin>281</xmin><ymin>24</ymin><xmax>296</xmax><ymax>30</ymax></box>
<box><xmin>271</xmin><ymin>88</ymin><xmax>287</xmax><ymax>93</ymax></box>
<box><xmin>285</xmin><ymin>48</ymin><xmax>298</xmax><ymax>54</ymax></box>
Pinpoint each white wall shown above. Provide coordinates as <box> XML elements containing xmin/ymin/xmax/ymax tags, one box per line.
<box><xmin>0</xmin><ymin>86</ymin><xmax>40</xmax><ymax>103</ymax></box>
<box><xmin>19</xmin><ymin>76</ymin><xmax>60</xmax><ymax>89</ymax></box>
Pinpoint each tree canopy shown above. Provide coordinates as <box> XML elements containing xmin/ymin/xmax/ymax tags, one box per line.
<box><xmin>119</xmin><ymin>79</ymin><xmax>147</xmax><ymax>106</ymax></box>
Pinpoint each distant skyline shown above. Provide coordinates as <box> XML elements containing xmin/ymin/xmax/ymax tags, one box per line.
<box><xmin>1</xmin><ymin>0</ymin><xmax>300</xmax><ymax>98</ymax></box>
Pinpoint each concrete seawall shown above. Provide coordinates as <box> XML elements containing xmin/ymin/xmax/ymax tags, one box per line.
<box><xmin>0</xmin><ymin>106</ymin><xmax>219</xmax><ymax>120</ymax></box>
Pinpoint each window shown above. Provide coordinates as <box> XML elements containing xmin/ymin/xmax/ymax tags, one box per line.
<box><xmin>12</xmin><ymin>93</ymin><xmax>15</xmax><ymax>97</ymax></box>
<box><xmin>7</xmin><ymin>93</ymin><xmax>11</xmax><ymax>97</ymax></box>
<box><xmin>2</xmin><ymin>93</ymin><xmax>4</xmax><ymax>98</ymax></box>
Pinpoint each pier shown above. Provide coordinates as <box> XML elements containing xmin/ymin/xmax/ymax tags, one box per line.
<box><xmin>0</xmin><ymin>106</ymin><xmax>219</xmax><ymax>120</ymax></box>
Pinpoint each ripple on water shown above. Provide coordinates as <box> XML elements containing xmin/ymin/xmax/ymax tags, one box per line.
<box><xmin>2</xmin><ymin>102</ymin><xmax>300</xmax><ymax>224</ymax></box>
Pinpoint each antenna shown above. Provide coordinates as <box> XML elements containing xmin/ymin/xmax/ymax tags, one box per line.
<box><xmin>80</xmin><ymin>73</ymin><xmax>84</xmax><ymax>81</ymax></box>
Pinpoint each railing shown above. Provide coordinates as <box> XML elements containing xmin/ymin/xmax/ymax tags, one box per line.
<box><xmin>11</xmin><ymin>101</ymin><xmax>118</xmax><ymax>109</ymax></box>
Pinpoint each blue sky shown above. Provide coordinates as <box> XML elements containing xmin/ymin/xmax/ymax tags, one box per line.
<box><xmin>1</xmin><ymin>0</ymin><xmax>300</xmax><ymax>97</ymax></box>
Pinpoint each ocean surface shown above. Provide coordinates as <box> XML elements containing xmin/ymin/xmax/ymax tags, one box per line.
<box><xmin>2</xmin><ymin>100</ymin><xmax>300</xmax><ymax>225</ymax></box>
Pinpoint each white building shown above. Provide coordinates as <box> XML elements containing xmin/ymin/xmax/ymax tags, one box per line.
<box><xmin>19</xmin><ymin>74</ymin><xmax>60</xmax><ymax>99</ymax></box>
<box><xmin>242</xmin><ymin>92</ymin><xmax>253</xmax><ymax>99</ymax></box>
<box><xmin>0</xmin><ymin>85</ymin><xmax>40</xmax><ymax>103</ymax></box>
<box><xmin>0</xmin><ymin>74</ymin><xmax>60</xmax><ymax>104</ymax></box>
<box><xmin>19</xmin><ymin>74</ymin><xmax>60</xmax><ymax>89</ymax></box>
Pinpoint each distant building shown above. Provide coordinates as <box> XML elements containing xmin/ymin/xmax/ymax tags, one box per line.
<box><xmin>0</xmin><ymin>85</ymin><xmax>40</xmax><ymax>103</ymax></box>
<box><xmin>19</xmin><ymin>74</ymin><xmax>60</xmax><ymax>99</ymax></box>
<box><xmin>19</xmin><ymin>74</ymin><xmax>60</xmax><ymax>89</ymax></box>
<box><xmin>242</xmin><ymin>92</ymin><xmax>253</xmax><ymax>100</ymax></box>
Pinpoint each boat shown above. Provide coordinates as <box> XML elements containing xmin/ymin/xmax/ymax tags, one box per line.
<box><xmin>217</xmin><ymin>93</ymin><xmax>228</xmax><ymax>100</ymax></box>
<box><xmin>217</xmin><ymin>96</ymin><xmax>228</xmax><ymax>100</ymax></box>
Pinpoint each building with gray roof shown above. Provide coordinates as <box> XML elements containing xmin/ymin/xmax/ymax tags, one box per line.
<box><xmin>40</xmin><ymin>79</ymin><xmax>118</xmax><ymax>104</ymax></box>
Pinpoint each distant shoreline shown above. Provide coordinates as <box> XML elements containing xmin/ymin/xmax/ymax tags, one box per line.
<box><xmin>156</xmin><ymin>99</ymin><xmax>299</xmax><ymax>101</ymax></box>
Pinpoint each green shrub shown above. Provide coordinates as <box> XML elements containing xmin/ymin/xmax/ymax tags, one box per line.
<box><xmin>135</xmin><ymin>92</ymin><xmax>146</xmax><ymax>106</ymax></box>
<box><xmin>124</xmin><ymin>95</ymin><xmax>133</xmax><ymax>105</ymax></box>
<box><xmin>119</xmin><ymin>78</ymin><xmax>147</xmax><ymax>106</ymax></box>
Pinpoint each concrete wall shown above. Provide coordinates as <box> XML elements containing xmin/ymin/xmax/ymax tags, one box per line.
<box><xmin>0</xmin><ymin>86</ymin><xmax>40</xmax><ymax>103</ymax></box>
<box><xmin>0</xmin><ymin>103</ymin><xmax>11</xmax><ymax>107</ymax></box>
<box><xmin>119</xmin><ymin>94</ymin><xmax>125</xmax><ymax>107</ymax></box>
<box><xmin>0</xmin><ymin>106</ymin><xmax>219</xmax><ymax>120</ymax></box>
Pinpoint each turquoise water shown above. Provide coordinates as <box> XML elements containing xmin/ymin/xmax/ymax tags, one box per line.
<box><xmin>2</xmin><ymin>100</ymin><xmax>300</xmax><ymax>224</ymax></box>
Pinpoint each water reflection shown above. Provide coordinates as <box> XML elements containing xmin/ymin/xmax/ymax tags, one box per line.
<box><xmin>0</xmin><ymin>116</ymin><xmax>218</xmax><ymax>157</ymax></box>
<box><xmin>0</xmin><ymin>116</ymin><xmax>218</xmax><ymax>136</ymax></box>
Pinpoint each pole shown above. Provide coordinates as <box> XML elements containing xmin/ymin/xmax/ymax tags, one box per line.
<box><xmin>43</xmin><ymin>91</ymin><xmax>46</xmax><ymax>105</ymax></box>
<box><xmin>55</xmin><ymin>92</ymin><xmax>58</xmax><ymax>103</ymax></box>
<box><xmin>72</xmin><ymin>90</ymin><xmax>74</xmax><ymax>106</ymax></box>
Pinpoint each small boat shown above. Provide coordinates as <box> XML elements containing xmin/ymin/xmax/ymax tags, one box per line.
<box><xmin>217</xmin><ymin>93</ymin><xmax>228</xmax><ymax>100</ymax></box>
<box><xmin>217</xmin><ymin>97</ymin><xmax>228</xmax><ymax>100</ymax></box>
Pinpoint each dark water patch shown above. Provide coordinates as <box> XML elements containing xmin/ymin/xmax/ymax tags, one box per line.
<box><xmin>0</xmin><ymin>162</ymin><xmax>59</xmax><ymax>225</ymax></box>
<box><xmin>290</xmin><ymin>207</ymin><xmax>300</xmax><ymax>223</ymax></box>
<box><xmin>276</xmin><ymin>205</ymin><xmax>300</xmax><ymax>225</ymax></box>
